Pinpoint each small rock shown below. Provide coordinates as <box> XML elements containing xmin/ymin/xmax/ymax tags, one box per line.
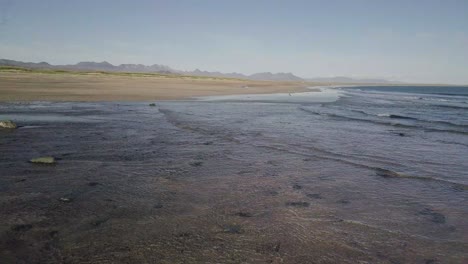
<box><xmin>189</xmin><ymin>161</ymin><xmax>203</xmax><ymax>167</ymax></box>
<box><xmin>419</xmin><ymin>208</ymin><xmax>446</xmax><ymax>224</ymax></box>
<box><xmin>307</xmin><ymin>193</ymin><xmax>322</xmax><ymax>199</ymax></box>
<box><xmin>223</xmin><ymin>224</ymin><xmax>242</xmax><ymax>234</ymax></box>
<box><xmin>59</xmin><ymin>197</ymin><xmax>73</xmax><ymax>203</ymax></box>
<box><xmin>452</xmin><ymin>183</ymin><xmax>468</xmax><ymax>191</ymax></box>
<box><xmin>176</xmin><ymin>232</ymin><xmax>191</xmax><ymax>238</ymax></box>
<box><xmin>285</xmin><ymin>201</ymin><xmax>310</xmax><ymax>207</ymax></box>
<box><xmin>338</xmin><ymin>199</ymin><xmax>350</xmax><ymax>204</ymax></box>
<box><xmin>235</xmin><ymin>212</ymin><xmax>253</xmax><ymax>217</ymax></box>
<box><xmin>12</xmin><ymin>224</ymin><xmax>33</xmax><ymax>232</ymax></box>
<box><xmin>292</xmin><ymin>184</ymin><xmax>302</xmax><ymax>190</ymax></box>
<box><xmin>87</xmin><ymin>182</ymin><xmax>99</xmax><ymax>186</ymax></box>
<box><xmin>91</xmin><ymin>218</ymin><xmax>109</xmax><ymax>227</ymax></box>
<box><xmin>375</xmin><ymin>168</ymin><xmax>401</xmax><ymax>178</ymax></box>
<box><xmin>149</xmin><ymin>103</ymin><xmax>156</xmax><ymax>107</ymax></box>
<box><xmin>0</xmin><ymin>120</ymin><xmax>17</xmax><ymax>129</ymax></box>
<box><xmin>29</xmin><ymin>157</ymin><xmax>55</xmax><ymax>164</ymax></box>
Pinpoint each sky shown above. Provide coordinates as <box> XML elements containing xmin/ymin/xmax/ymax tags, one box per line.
<box><xmin>0</xmin><ymin>0</ymin><xmax>467</xmax><ymax>84</ymax></box>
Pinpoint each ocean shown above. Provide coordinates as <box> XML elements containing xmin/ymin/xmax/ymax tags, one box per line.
<box><xmin>1</xmin><ymin>85</ymin><xmax>467</xmax><ymax>262</ymax></box>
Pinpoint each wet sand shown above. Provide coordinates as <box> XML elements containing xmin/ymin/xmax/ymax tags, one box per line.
<box><xmin>0</xmin><ymin>71</ymin><xmax>310</xmax><ymax>101</ymax></box>
<box><xmin>0</xmin><ymin>101</ymin><xmax>466</xmax><ymax>263</ymax></box>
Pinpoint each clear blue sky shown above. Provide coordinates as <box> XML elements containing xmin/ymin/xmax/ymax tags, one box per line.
<box><xmin>1</xmin><ymin>0</ymin><xmax>467</xmax><ymax>83</ymax></box>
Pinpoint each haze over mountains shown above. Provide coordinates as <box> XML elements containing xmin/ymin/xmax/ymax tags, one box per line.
<box><xmin>0</xmin><ymin>59</ymin><xmax>396</xmax><ymax>83</ymax></box>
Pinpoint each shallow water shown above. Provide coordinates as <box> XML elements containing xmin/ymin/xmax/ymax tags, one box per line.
<box><xmin>0</xmin><ymin>87</ymin><xmax>467</xmax><ymax>263</ymax></box>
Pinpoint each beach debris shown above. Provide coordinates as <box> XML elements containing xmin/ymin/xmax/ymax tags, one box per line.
<box><xmin>58</xmin><ymin>197</ymin><xmax>73</xmax><ymax>203</ymax></box>
<box><xmin>149</xmin><ymin>103</ymin><xmax>156</xmax><ymax>107</ymax></box>
<box><xmin>29</xmin><ymin>156</ymin><xmax>56</xmax><ymax>164</ymax></box>
<box><xmin>0</xmin><ymin>120</ymin><xmax>17</xmax><ymax>129</ymax></box>
<box><xmin>87</xmin><ymin>182</ymin><xmax>100</xmax><ymax>186</ymax></box>
<box><xmin>285</xmin><ymin>201</ymin><xmax>310</xmax><ymax>207</ymax></box>
<box><xmin>375</xmin><ymin>168</ymin><xmax>401</xmax><ymax>178</ymax></box>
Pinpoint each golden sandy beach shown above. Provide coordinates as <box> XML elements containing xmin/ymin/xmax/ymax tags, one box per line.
<box><xmin>0</xmin><ymin>71</ymin><xmax>312</xmax><ymax>101</ymax></box>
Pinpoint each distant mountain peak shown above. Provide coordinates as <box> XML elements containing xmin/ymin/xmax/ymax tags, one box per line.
<box><xmin>306</xmin><ymin>76</ymin><xmax>400</xmax><ymax>84</ymax></box>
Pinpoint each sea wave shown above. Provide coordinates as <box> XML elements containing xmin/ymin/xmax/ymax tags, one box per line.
<box><xmin>298</xmin><ymin>107</ymin><xmax>468</xmax><ymax>135</ymax></box>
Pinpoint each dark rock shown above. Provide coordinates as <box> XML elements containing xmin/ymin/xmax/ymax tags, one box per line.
<box><xmin>419</xmin><ymin>208</ymin><xmax>446</xmax><ymax>224</ymax></box>
<box><xmin>267</xmin><ymin>190</ymin><xmax>279</xmax><ymax>196</ymax></box>
<box><xmin>176</xmin><ymin>232</ymin><xmax>191</xmax><ymax>238</ymax></box>
<box><xmin>307</xmin><ymin>193</ymin><xmax>322</xmax><ymax>199</ymax></box>
<box><xmin>285</xmin><ymin>201</ymin><xmax>310</xmax><ymax>207</ymax></box>
<box><xmin>87</xmin><ymin>182</ymin><xmax>100</xmax><ymax>186</ymax></box>
<box><xmin>235</xmin><ymin>212</ymin><xmax>253</xmax><ymax>217</ymax></box>
<box><xmin>223</xmin><ymin>224</ymin><xmax>242</xmax><ymax>234</ymax></box>
<box><xmin>49</xmin><ymin>230</ymin><xmax>59</xmax><ymax>238</ymax></box>
<box><xmin>375</xmin><ymin>168</ymin><xmax>401</xmax><ymax>178</ymax></box>
<box><xmin>338</xmin><ymin>199</ymin><xmax>350</xmax><ymax>204</ymax></box>
<box><xmin>256</xmin><ymin>242</ymin><xmax>281</xmax><ymax>254</ymax></box>
<box><xmin>91</xmin><ymin>218</ymin><xmax>109</xmax><ymax>227</ymax></box>
<box><xmin>292</xmin><ymin>184</ymin><xmax>302</xmax><ymax>190</ymax></box>
<box><xmin>149</xmin><ymin>103</ymin><xmax>156</xmax><ymax>107</ymax></box>
<box><xmin>189</xmin><ymin>161</ymin><xmax>203</xmax><ymax>167</ymax></box>
<box><xmin>12</xmin><ymin>224</ymin><xmax>33</xmax><ymax>232</ymax></box>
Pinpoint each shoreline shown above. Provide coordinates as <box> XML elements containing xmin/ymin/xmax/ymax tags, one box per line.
<box><xmin>0</xmin><ymin>71</ymin><xmax>432</xmax><ymax>102</ymax></box>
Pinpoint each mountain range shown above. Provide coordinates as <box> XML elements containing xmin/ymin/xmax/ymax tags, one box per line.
<box><xmin>0</xmin><ymin>59</ymin><xmax>397</xmax><ymax>83</ymax></box>
<box><xmin>306</xmin><ymin>76</ymin><xmax>400</xmax><ymax>84</ymax></box>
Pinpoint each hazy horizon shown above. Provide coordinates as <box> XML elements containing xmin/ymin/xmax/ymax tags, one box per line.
<box><xmin>1</xmin><ymin>0</ymin><xmax>468</xmax><ymax>84</ymax></box>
